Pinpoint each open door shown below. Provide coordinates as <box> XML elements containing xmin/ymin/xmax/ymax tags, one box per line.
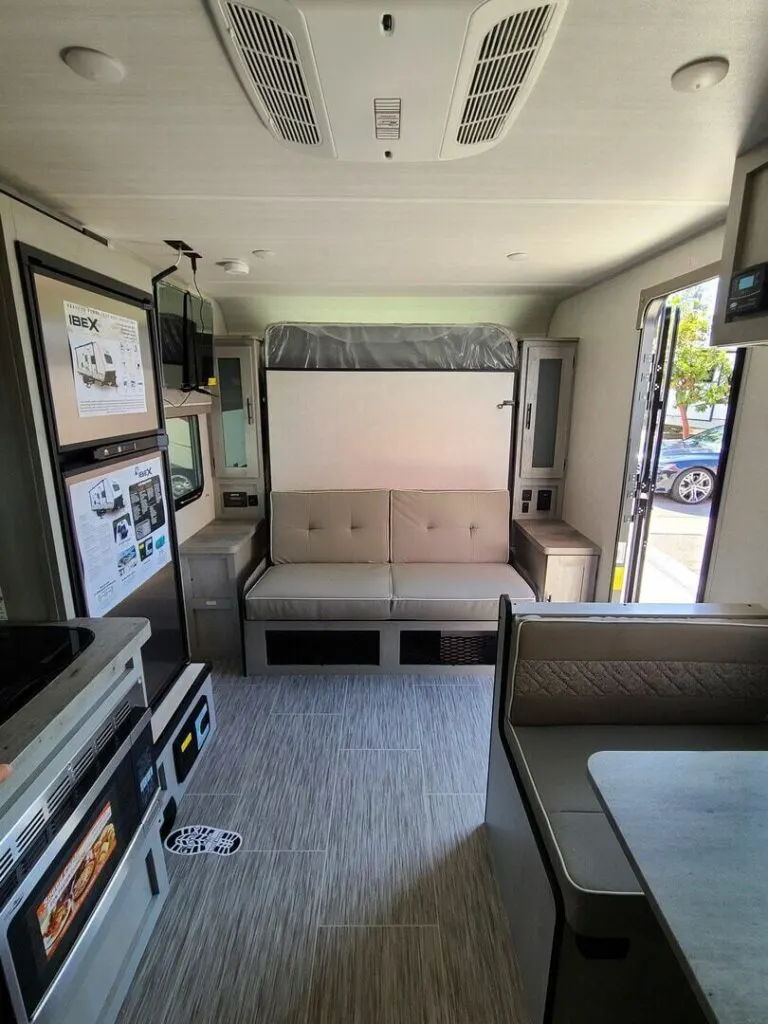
<box><xmin>622</xmin><ymin>305</ymin><xmax>679</xmax><ymax>601</ymax></box>
<box><xmin>612</xmin><ymin>278</ymin><xmax>742</xmax><ymax>604</ymax></box>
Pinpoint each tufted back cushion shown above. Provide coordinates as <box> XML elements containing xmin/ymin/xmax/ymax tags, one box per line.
<box><xmin>507</xmin><ymin>616</ymin><xmax>768</xmax><ymax>725</ymax></box>
<box><xmin>390</xmin><ymin>490</ymin><xmax>509</xmax><ymax>563</ymax></box>
<box><xmin>271</xmin><ymin>490</ymin><xmax>390</xmax><ymax>563</ymax></box>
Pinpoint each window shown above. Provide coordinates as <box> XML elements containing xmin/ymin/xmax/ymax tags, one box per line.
<box><xmin>167</xmin><ymin>415</ymin><xmax>204</xmax><ymax>510</ymax></box>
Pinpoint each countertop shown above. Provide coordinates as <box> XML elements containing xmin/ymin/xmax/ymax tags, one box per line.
<box><xmin>0</xmin><ymin>616</ymin><xmax>151</xmax><ymax>819</ymax></box>
<box><xmin>179</xmin><ymin>519</ymin><xmax>260</xmax><ymax>557</ymax></box>
<box><xmin>513</xmin><ymin>518</ymin><xmax>600</xmax><ymax>556</ymax></box>
<box><xmin>588</xmin><ymin>750</ymin><xmax>768</xmax><ymax>1024</ymax></box>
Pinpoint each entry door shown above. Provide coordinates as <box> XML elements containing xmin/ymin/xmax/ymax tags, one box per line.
<box><xmin>618</xmin><ymin>304</ymin><xmax>680</xmax><ymax>602</ymax></box>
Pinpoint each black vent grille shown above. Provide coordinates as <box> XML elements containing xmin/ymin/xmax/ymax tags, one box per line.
<box><xmin>458</xmin><ymin>5</ymin><xmax>553</xmax><ymax>145</ymax></box>
<box><xmin>400</xmin><ymin>631</ymin><xmax>497</xmax><ymax>666</ymax></box>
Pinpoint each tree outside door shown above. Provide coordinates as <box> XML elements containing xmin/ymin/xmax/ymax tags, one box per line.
<box><xmin>668</xmin><ymin>286</ymin><xmax>733</xmax><ymax>438</ymax></box>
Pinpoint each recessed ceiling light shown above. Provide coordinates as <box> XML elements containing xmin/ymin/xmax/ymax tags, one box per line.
<box><xmin>216</xmin><ymin>259</ymin><xmax>250</xmax><ymax>276</ymax></box>
<box><xmin>506</xmin><ymin>251</ymin><xmax>529</xmax><ymax>261</ymax></box>
<box><xmin>251</xmin><ymin>249</ymin><xmax>276</xmax><ymax>259</ymax></box>
<box><xmin>60</xmin><ymin>47</ymin><xmax>126</xmax><ymax>83</ymax></box>
<box><xmin>671</xmin><ymin>57</ymin><xmax>729</xmax><ymax>93</ymax></box>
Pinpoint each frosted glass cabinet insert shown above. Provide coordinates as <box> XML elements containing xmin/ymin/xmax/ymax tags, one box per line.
<box><xmin>211</xmin><ymin>345</ymin><xmax>260</xmax><ymax>480</ymax></box>
<box><xmin>518</xmin><ymin>341</ymin><xmax>576</xmax><ymax>479</ymax></box>
<box><xmin>513</xmin><ymin>338</ymin><xmax>577</xmax><ymax>519</ymax></box>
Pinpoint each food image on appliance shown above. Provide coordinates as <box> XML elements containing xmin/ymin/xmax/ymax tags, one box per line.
<box><xmin>36</xmin><ymin>802</ymin><xmax>117</xmax><ymax>960</ymax></box>
<box><xmin>94</xmin><ymin>823</ymin><xmax>117</xmax><ymax>868</ymax></box>
<box><xmin>70</xmin><ymin>852</ymin><xmax>95</xmax><ymax>902</ymax></box>
<box><xmin>42</xmin><ymin>898</ymin><xmax>73</xmax><ymax>945</ymax></box>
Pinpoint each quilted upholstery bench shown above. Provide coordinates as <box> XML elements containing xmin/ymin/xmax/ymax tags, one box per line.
<box><xmin>242</xmin><ymin>488</ymin><xmax>536</xmax><ymax>673</ymax></box>
<box><xmin>485</xmin><ymin>600</ymin><xmax>768</xmax><ymax>1024</ymax></box>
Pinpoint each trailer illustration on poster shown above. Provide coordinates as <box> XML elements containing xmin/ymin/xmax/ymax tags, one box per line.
<box><xmin>68</xmin><ymin>455</ymin><xmax>171</xmax><ymax>616</ymax></box>
<box><xmin>65</xmin><ymin>300</ymin><xmax>147</xmax><ymax>418</ymax></box>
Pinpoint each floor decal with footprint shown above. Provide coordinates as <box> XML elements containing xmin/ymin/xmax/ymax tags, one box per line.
<box><xmin>165</xmin><ymin>826</ymin><xmax>242</xmax><ymax>857</ymax></box>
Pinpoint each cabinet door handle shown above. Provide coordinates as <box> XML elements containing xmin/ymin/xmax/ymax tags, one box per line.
<box><xmin>246</xmin><ymin>397</ymin><xmax>254</xmax><ymax>424</ymax></box>
<box><xmin>525</xmin><ymin>403</ymin><xmax>532</xmax><ymax>429</ymax></box>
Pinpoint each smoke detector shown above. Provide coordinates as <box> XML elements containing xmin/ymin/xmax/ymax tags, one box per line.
<box><xmin>217</xmin><ymin>259</ymin><xmax>250</xmax><ymax>275</ymax></box>
<box><xmin>206</xmin><ymin>0</ymin><xmax>569</xmax><ymax>161</ymax></box>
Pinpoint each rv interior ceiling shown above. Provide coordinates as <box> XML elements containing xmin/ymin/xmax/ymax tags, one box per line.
<box><xmin>1</xmin><ymin>0</ymin><xmax>767</xmax><ymax>312</ymax></box>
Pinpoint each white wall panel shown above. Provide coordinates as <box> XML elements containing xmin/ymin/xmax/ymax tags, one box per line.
<box><xmin>267</xmin><ymin>371</ymin><xmax>515</xmax><ymax>491</ymax></box>
<box><xmin>705</xmin><ymin>346</ymin><xmax>768</xmax><ymax>608</ymax></box>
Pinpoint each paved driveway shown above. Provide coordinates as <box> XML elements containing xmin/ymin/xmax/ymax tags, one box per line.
<box><xmin>639</xmin><ymin>497</ymin><xmax>711</xmax><ymax>602</ymax></box>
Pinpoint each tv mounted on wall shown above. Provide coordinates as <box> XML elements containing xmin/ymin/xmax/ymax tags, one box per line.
<box><xmin>155</xmin><ymin>281</ymin><xmax>215</xmax><ymax>392</ymax></box>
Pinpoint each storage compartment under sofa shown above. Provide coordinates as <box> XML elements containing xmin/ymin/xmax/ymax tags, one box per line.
<box><xmin>400</xmin><ymin>630</ymin><xmax>497</xmax><ymax>666</ymax></box>
<box><xmin>265</xmin><ymin>629</ymin><xmax>380</xmax><ymax>666</ymax></box>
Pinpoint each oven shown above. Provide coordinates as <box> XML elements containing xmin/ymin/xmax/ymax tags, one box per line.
<box><xmin>0</xmin><ymin>702</ymin><xmax>160</xmax><ymax>1023</ymax></box>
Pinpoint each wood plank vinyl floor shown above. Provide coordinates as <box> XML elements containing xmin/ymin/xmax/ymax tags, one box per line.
<box><xmin>117</xmin><ymin>666</ymin><xmax>528</xmax><ymax>1024</ymax></box>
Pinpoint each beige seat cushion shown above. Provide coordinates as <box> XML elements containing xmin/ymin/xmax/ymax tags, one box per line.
<box><xmin>245</xmin><ymin>564</ymin><xmax>392</xmax><ymax>620</ymax></box>
<box><xmin>508</xmin><ymin>721</ymin><xmax>768</xmax><ymax>934</ymax></box>
<box><xmin>391</xmin><ymin>490</ymin><xmax>510</xmax><ymax>563</ymax></box>
<box><xmin>390</xmin><ymin>563</ymin><xmax>535</xmax><ymax>620</ymax></box>
<box><xmin>271</xmin><ymin>490</ymin><xmax>390</xmax><ymax>563</ymax></box>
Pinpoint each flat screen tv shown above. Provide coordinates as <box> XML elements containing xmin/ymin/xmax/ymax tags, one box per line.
<box><xmin>156</xmin><ymin>282</ymin><xmax>214</xmax><ymax>391</ymax></box>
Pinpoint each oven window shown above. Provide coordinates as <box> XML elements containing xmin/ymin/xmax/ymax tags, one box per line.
<box><xmin>8</xmin><ymin>758</ymin><xmax>139</xmax><ymax>1017</ymax></box>
<box><xmin>36</xmin><ymin>802</ymin><xmax>118</xmax><ymax>961</ymax></box>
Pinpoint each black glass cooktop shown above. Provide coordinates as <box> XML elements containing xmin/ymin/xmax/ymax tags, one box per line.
<box><xmin>0</xmin><ymin>624</ymin><xmax>95</xmax><ymax>728</ymax></box>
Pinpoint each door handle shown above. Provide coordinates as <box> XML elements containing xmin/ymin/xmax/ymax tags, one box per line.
<box><xmin>525</xmin><ymin>403</ymin><xmax>532</xmax><ymax>429</ymax></box>
<box><xmin>496</xmin><ymin>399</ymin><xmax>515</xmax><ymax>409</ymax></box>
<box><xmin>246</xmin><ymin>397</ymin><xmax>254</xmax><ymax>424</ymax></box>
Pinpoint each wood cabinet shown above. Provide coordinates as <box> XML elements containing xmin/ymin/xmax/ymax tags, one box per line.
<box><xmin>512</xmin><ymin>518</ymin><xmax>599</xmax><ymax>602</ymax></box>
<box><xmin>210</xmin><ymin>339</ymin><xmax>264</xmax><ymax>517</ymax></box>
<box><xmin>518</xmin><ymin>341</ymin><xmax>576</xmax><ymax>479</ymax></box>
<box><xmin>514</xmin><ymin>338</ymin><xmax>577</xmax><ymax>519</ymax></box>
<box><xmin>180</xmin><ymin>520</ymin><xmax>264</xmax><ymax>667</ymax></box>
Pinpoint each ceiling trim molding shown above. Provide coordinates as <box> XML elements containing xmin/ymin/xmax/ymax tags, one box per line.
<box><xmin>51</xmin><ymin>193</ymin><xmax>727</xmax><ymax>208</ymax></box>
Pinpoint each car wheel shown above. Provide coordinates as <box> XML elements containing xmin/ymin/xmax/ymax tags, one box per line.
<box><xmin>171</xmin><ymin>474</ymin><xmax>193</xmax><ymax>499</ymax></box>
<box><xmin>671</xmin><ymin>467</ymin><xmax>714</xmax><ymax>505</ymax></box>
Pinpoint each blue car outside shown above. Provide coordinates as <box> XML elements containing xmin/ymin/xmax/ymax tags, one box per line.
<box><xmin>655</xmin><ymin>425</ymin><xmax>723</xmax><ymax>505</ymax></box>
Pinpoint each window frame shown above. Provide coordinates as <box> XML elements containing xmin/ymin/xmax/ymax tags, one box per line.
<box><xmin>167</xmin><ymin>414</ymin><xmax>205</xmax><ymax>512</ymax></box>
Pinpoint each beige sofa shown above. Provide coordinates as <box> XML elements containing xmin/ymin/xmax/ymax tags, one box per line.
<box><xmin>486</xmin><ymin>600</ymin><xmax>768</xmax><ymax>1024</ymax></box>
<box><xmin>243</xmin><ymin>489</ymin><xmax>536</xmax><ymax>672</ymax></box>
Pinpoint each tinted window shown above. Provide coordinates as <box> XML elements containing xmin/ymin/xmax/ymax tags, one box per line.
<box><xmin>167</xmin><ymin>416</ymin><xmax>204</xmax><ymax>509</ymax></box>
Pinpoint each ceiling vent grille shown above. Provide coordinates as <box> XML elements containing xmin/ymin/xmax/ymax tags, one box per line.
<box><xmin>374</xmin><ymin>98</ymin><xmax>401</xmax><ymax>141</ymax></box>
<box><xmin>224</xmin><ymin>3</ymin><xmax>321</xmax><ymax>146</ymax></box>
<box><xmin>457</xmin><ymin>4</ymin><xmax>553</xmax><ymax>146</ymax></box>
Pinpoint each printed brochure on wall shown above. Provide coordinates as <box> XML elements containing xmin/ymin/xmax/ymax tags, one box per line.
<box><xmin>65</xmin><ymin>300</ymin><xmax>147</xmax><ymax>418</ymax></box>
<box><xmin>68</xmin><ymin>455</ymin><xmax>171</xmax><ymax>616</ymax></box>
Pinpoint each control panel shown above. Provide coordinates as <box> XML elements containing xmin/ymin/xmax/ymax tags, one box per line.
<box><xmin>726</xmin><ymin>263</ymin><xmax>768</xmax><ymax>320</ymax></box>
<box><xmin>515</xmin><ymin>483</ymin><xmax>561</xmax><ymax>518</ymax></box>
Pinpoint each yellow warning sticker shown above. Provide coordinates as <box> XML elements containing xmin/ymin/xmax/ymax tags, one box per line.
<box><xmin>612</xmin><ymin>566</ymin><xmax>625</xmax><ymax>591</ymax></box>
<box><xmin>180</xmin><ymin>733</ymin><xmax>193</xmax><ymax>753</ymax></box>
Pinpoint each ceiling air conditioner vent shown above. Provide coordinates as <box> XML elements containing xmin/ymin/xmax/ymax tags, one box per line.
<box><xmin>223</xmin><ymin>3</ymin><xmax>321</xmax><ymax>145</ymax></box>
<box><xmin>457</xmin><ymin>4</ymin><xmax>554</xmax><ymax>146</ymax></box>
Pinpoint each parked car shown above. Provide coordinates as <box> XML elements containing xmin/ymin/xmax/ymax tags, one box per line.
<box><xmin>655</xmin><ymin>425</ymin><xmax>723</xmax><ymax>505</ymax></box>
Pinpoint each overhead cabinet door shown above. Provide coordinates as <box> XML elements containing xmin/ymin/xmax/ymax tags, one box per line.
<box><xmin>519</xmin><ymin>343</ymin><xmax>576</xmax><ymax>480</ymax></box>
